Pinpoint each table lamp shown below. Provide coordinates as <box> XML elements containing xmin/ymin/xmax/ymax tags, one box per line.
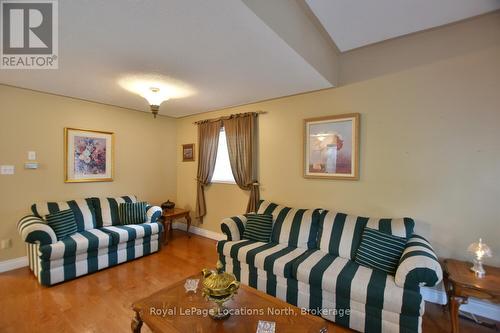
<box><xmin>467</xmin><ymin>238</ymin><xmax>492</xmax><ymax>278</ymax></box>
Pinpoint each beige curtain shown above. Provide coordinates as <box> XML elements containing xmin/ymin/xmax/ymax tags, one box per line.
<box><xmin>195</xmin><ymin>120</ymin><xmax>222</xmax><ymax>222</ymax></box>
<box><xmin>223</xmin><ymin>113</ymin><xmax>260</xmax><ymax>213</ymax></box>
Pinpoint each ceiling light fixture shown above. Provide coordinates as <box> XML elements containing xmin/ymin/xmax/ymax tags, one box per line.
<box><xmin>141</xmin><ymin>87</ymin><xmax>169</xmax><ymax>118</ymax></box>
<box><xmin>118</xmin><ymin>74</ymin><xmax>196</xmax><ymax>119</ymax></box>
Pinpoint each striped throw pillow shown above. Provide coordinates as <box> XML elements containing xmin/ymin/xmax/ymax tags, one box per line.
<box><xmin>355</xmin><ymin>227</ymin><xmax>407</xmax><ymax>275</ymax></box>
<box><xmin>118</xmin><ymin>202</ymin><xmax>147</xmax><ymax>225</ymax></box>
<box><xmin>45</xmin><ymin>209</ymin><xmax>78</xmax><ymax>241</ymax></box>
<box><xmin>242</xmin><ymin>214</ymin><xmax>273</xmax><ymax>242</ymax></box>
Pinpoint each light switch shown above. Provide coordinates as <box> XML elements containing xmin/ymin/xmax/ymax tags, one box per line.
<box><xmin>28</xmin><ymin>151</ymin><xmax>36</xmax><ymax>160</ymax></box>
<box><xmin>0</xmin><ymin>165</ymin><xmax>15</xmax><ymax>175</ymax></box>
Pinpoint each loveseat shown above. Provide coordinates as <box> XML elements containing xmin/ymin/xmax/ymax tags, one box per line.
<box><xmin>218</xmin><ymin>200</ymin><xmax>442</xmax><ymax>333</ymax></box>
<box><xmin>17</xmin><ymin>195</ymin><xmax>163</xmax><ymax>286</ymax></box>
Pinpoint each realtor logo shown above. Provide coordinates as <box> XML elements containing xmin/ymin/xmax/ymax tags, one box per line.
<box><xmin>1</xmin><ymin>0</ymin><xmax>58</xmax><ymax>69</ymax></box>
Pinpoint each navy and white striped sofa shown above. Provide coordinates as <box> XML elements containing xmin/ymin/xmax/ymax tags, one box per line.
<box><xmin>17</xmin><ymin>195</ymin><xmax>163</xmax><ymax>286</ymax></box>
<box><xmin>218</xmin><ymin>200</ymin><xmax>442</xmax><ymax>333</ymax></box>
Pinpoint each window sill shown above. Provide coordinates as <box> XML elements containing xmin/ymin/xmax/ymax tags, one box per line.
<box><xmin>211</xmin><ymin>180</ymin><xmax>237</xmax><ymax>185</ymax></box>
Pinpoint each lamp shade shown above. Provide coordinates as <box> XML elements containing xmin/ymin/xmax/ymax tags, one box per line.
<box><xmin>141</xmin><ymin>87</ymin><xmax>169</xmax><ymax>107</ymax></box>
<box><xmin>467</xmin><ymin>238</ymin><xmax>492</xmax><ymax>260</ymax></box>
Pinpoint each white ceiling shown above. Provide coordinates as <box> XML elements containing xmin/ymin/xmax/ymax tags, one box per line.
<box><xmin>306</xmin><ymin>0</ymin><xmax>500</xmax><ymax>52</ymax></box>
<box><xmin>0</xmin><ymin>0</ymin><xmax>332</xmax><ymax>117</ymax></box>
<box><xmin>1</xmin><ymin>0</ymin><xmax>499</xmax><ymax>117</ymax></box>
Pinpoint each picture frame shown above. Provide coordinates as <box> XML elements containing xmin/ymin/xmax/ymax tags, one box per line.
<box><xmin>304</xmin><ymin>113</ymin><xmax>360</xmax><ymax>180</ymax></box>
<box><xmin>64</xmin><ymin>127</ymin><xmax>114</xmax><ymax>183</ymax></box>
<box><xmin>182</xmin><ymin>143</ymin><xmax>195</xmax><ymax>162</ymax></box>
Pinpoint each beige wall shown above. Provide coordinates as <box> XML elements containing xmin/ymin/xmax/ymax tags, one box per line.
<box><xmin>0</xmin><ymin>85</ymin><xmax>177</xmax><ymax>261</ymax></box>
<box><xmin>176</xmin><ymin>12</ymin><xmax>500</xmax><ymax>266</ymax></box>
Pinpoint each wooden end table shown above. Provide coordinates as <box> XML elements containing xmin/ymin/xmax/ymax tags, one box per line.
<box><xmin>160</xmin><ymin>208</ymin><xmax>191</xmax><ymax>245</ymax></box>
<box><xmin>443</xmin><ymin>258</ymin><xmax>500</xmax><ymax>333</ymax></box>
<box><xmin>131</xmin><ymin>274</ymin><xmax>328</xmax><ymax>333</ymax></box>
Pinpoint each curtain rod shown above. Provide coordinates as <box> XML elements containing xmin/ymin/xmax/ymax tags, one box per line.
<box><xmin>193</xmin><ymin>111</ymin><xmax>267</xmax><ymax>125</ymax></box>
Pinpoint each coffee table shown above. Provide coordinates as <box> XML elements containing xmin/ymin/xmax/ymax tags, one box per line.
<box><xmin>131</xmin><ymin>274</ymin><xmax>328</xmax><ymax>333</ymax></box>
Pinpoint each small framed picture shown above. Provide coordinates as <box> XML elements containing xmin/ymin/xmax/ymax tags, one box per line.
<box><xmin>304</xmin><ymin>113</ymin><xmax>360</xmax><ymax>180</ymax></box>
<box><xmin>182</xmin><ymin>143</ymin><xmax>195</xmax><ymax>162</ymax></box>
<box><xmin>65</xmin><ymin>128</ymin><xmax>114</xmax><ymax>183</ymax></box>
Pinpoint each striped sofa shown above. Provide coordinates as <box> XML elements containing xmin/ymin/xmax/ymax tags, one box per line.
<box><xmin>17</xmin><ymin>195</ymin><xmax>163</xmax><ymax>286</ymax></box>
<box><xmin>218</xmin><ymin>200</ymin><xmax>442</xmax><ymax>333</ymax></box>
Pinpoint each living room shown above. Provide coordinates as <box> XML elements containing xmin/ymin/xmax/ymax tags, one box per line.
<box><xmin>0</xmin><ymin>1</ymin><xmax>499</xmax><ymax>332</ymax></box>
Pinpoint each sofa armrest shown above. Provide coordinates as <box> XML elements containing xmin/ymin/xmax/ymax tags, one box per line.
<box><xmin>17</xmin><ymin>215</ymin><xmax>57</xmax><ymax>245</ymax></box>
<box><xmin>146</xmin><ymin>205</ymin><xmax>162</xmax><ymax>224</ymax></box>
<box><xmin>220</xmin><ymin>215</ymin><xmax>247</xmax><ymax>241</ymax></box>
<box><xmin>395</xmin><ymin>234</ymin><xmax>443</xmax><ymax>289</ymax></box>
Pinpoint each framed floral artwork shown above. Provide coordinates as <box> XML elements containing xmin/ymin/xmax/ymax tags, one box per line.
<box><xmin>64</xmin><ymin>128</ymin><xmax>114</xmax><ymax>182</ymax></box>
<box><xmin>304</xmin><ymin>113</ymin><xmax>360</xmax><ymax>180</ymax></box>
<box><xmin>182</xmin><ymin>143</ymin><xmax>195</xmax><ymax>162</ymax></box>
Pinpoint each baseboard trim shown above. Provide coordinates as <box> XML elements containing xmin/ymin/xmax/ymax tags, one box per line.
<box><xmin>171</xmin><ymin>222</ymin><xmax>225</xmax><ymax>241</ymax></box>
<box><xmin>0</xmin><ymin>256</ymin><xmax>28</xmax><ymax>273</ymax></box>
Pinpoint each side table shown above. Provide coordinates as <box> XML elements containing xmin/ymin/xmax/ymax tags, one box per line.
<box><xmin>443</xmin><ymin>258</ymin><xmax>500</xmax><ymax>333</ymax></box>
<box><xmin>159</xmin><ymin>208</ymin><xmax>191</xmax><ymax>245</ymax></box>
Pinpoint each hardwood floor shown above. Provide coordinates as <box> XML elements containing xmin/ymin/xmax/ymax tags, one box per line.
<box><xmin>0</xmin><ymin>231</ymin><xmax>496</xmax><ymax>332</ymax></box>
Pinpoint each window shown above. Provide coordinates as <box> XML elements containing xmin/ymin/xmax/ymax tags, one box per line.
<box><xmin>211</xmin><ymin>128</ymin><xmax>236</xmax><ymax>184</ymax></box>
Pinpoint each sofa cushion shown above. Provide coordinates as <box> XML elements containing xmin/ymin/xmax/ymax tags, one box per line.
<box><xmin>355</xmin><ymin>227</ymin><xmax>407</xmax><ymax>275</ymax></box>
<box><xmin>31</xmin><ymin>198</ymin><xmax>96</xmax><ymax>231</ymax></box>
<box><xmin>317</xmin><ymin>211</ymin><xmax>367</xmax><ymax>260</ymax></box>
<box><xmin>217</xmin><ymin>240</ymin><xmax>307</xmax><ymax>278</ymax></box>
<box><xmin>39</xmin><ymin>229</ymin><xmax>114</xmax><ymax>260</ymax></box>
<box><xmin>292</xmin><ymin>250</ymin><xmax>422</xmax><ymax>316</ymax></box>
<box><xmin>317</xmin><ymin>210</ymin><xmax>414</xmax><ymax>260</ymax></box>
<box><xmin>45</xmin><ymin>209</ymin><xmax>78</xmax><ymax>241</ymax></box>
<box><xmin>365</xmin><ymin>216</ymin><xmax>414</xmax><ymax>239</ymax></box>
<box><xmin>100</xmin><ymin>222</ymin><xmax>162</xmax><ymax>243</ymax></box>
<box><xmin>91</xmin><ymin>195</ymin><xmax>137</xmax><ymax>227</ymax></box>
<box><xmin>257</xmin><ymin>200</ymin><xmax>320</xmax><ymax>249</ymax></box>
<box><xmin>242</xmin><ymin>213</ymin><xmax>273</xmax><ymax>242</ymax></box>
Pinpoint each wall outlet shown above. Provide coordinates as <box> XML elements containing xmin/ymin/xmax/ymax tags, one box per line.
<box><xmin>28</xmin><ymin>151</ymin><xmax>36</xmax><ymax>161</ymax></box>
<box><xmin>0</xmin><ymin>239</ymin><xmax>12</xmax><ymax>250</ymax></box>
<box><xmin>0</xmin><ymin>165</ymin><xmax>15</xmax><ymax>175</ymax></box>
